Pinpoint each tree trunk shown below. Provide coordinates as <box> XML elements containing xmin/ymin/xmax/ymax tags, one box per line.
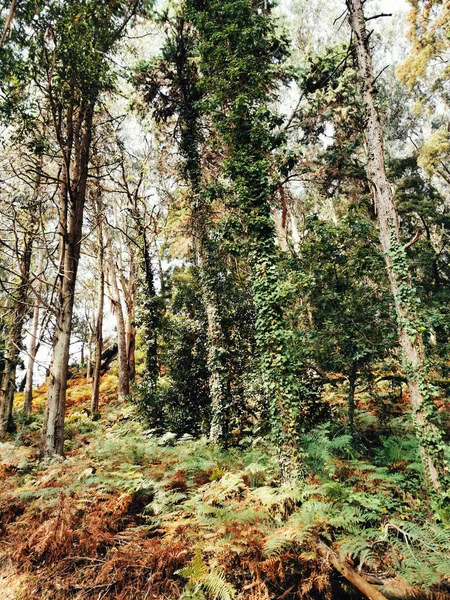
<box><xmin>0</xmin><ymin>234</ymin><xmax>34</xmax><ymax>438</ymax></box>
<box><xmin>315</xmin><ymin>540</ymin><xmax>389</xmax><ymax>600</ymax></box>
<box><xmin>139</xmin><ymin>228</ymin><xmax>159</xmax><ymax>390</ymax></box>
<box><xmin>348</xmin><ymin>363</ymin><xmax>357</xmax><ymax>438</ymax></box>
<box><xmin>202</xmin><ymin>272</ymin><xmax>231</xmax><ymax>445</ymax></box>
<box><xmin>85</xmin><ymin>338</ymin><xmax>91</xmax><ymax>379</ymax></box>
<box><xmin>122</xmin><ymin>252</ymin><xmax>137</xmax><ymax>382</ymax></box>
<box><xmin>23</xmin><ymin>243</ymin><xmax>44</xmax><ymax>416</ymax></box>
<box><xmin>91</xmin><ymin>199</ymin><xmax>104</xmax><ymax>416</ymax></box>
<box><xmin>108</xmin><ymin>258</ymin><xmax>130</xmax><ymax>400</ymax></box>
<box><xmin>41</xmin><ymin>103</ymin><xmax>94</xmax><ymax>458</ymax></box>
<box><xmin>347</xmin><ymin>0</ymin><xmax>449</xmax><ymax>497</ymax></box>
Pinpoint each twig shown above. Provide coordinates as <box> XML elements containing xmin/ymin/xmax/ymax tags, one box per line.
<box><xmin>366</xmin><ymin>13</ymin><xmax>392</xmax><ymax>21</ymax></box>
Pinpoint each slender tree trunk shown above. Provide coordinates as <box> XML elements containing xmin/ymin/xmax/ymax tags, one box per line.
<box><xmin>123</xmin><ymin>254</ymin><xmax>137</xmax><ymax>382</ymax></box>
<box><xmin>41</xmin><ymin>103</ymin><xmax>94</xmax><ymax>458</ymax></box>
<box><xmin>348</xmin><ymin>363</ymin><xmax>357</xmax><ymax>439</ymax></box>
<box><xmin>85</xmin><ymin>337</ymin><xmax>91</xmax><ymax>379</ymax></box>
<box><xmin>139</xmin><ymin>228</ymin><xmax>159</xmax><ymax>390</ymax></box>
<box><xmin>0</xmin><ymin>0</ymin><xmax>18</xmax><ymax>47</ymax></box>
<box><xmin>0</xmin><ymin>234</ymin><xmax>34</xmax><ymax>438</ymax></box>
<box><xmin>23</xmin><ymin>270</ymin><xmax>42</xmax><ymax>415</ymax></box>
<box><xmin>108</xmin><ymin>259</ymin><xmax>130</xmax><ymax>400</ymax></box>
<box><xmin>347</xmin><ymin>0</ymin><xmax>449</xmax><ymax>496</ymax></box>
<box><xmin>127</xmin><ymin>319</ymin><xmax>136</xmax><ymax>381</ymax></box>
<box><xmin>91</xmin><ymin>201</ymin><xmax>104</xmax><ymax>416</ymax></box>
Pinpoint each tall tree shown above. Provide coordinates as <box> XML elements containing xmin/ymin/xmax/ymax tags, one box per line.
<box><xmin>187</xmin><ymin>0</ymin><xmax>304</xmax><ymax>473</ymax></box>
<box><xmin>136</xmin><ymin>13</ymin><xmax>233</xmax><ymax>443</ymax></box>
<box><xmin>346</xmin><ymin>0</ymin><xmax>450</xmax><ymax>502</ymax></box>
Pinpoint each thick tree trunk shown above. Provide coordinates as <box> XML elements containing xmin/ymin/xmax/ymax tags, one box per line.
<box><xmin>108</xmin><ymin>259</ymin><xmax>130</xmax><ymax>400</ymax></box>
<box><xmin>347</xmin><ymin>0</ymin><xmax>449</xmax><ymax>496</ymax></box>
<box><xmin>91</xmin><ymin>205</ymin><xmax>104</xmax><ymax>416</ymax></box>
<box><xmin>203</xmin><ymin>277</ymin><xmax>231</xmax><ymax>445</ymax></box>
<box><xmin>41</xmin><ymin>103</ymin><xmax>94</xmax><ymax>458</ymax></box>
<box><xmin>0</xmin><ymin>337</ymin><xmax>19</xmax><ymax>437</ymax></box>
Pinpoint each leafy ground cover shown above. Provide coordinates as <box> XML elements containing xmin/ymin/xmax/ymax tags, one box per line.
<box><xmin>1</xmin><ymin>375</ymin><xmax>449</xmax><ymax>599</ymax></box>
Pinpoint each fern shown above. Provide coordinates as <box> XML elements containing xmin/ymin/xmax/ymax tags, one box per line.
<box><xmin>178</xmin><ymin>551</ymin><xmax>236</xmax><ymax>600</ymax></box>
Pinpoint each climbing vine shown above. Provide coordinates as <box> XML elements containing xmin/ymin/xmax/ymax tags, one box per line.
<box><xmin>387</xmin><ymin>230</ymin><xmax>450</xmax><ymax>506</ymax></box>
<box><xmin>186</xmin><ymin>0</ymin><xmax>304</xmax><ymax>473</ymax></box>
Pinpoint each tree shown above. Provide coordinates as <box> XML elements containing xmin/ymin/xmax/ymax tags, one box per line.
<box><xmin>186</xmin><ymin>0</ymin><xmax>307</xmax><ymax>473</ymax></box>
<box><xmin>1</xmin><ymin>0</ymin><xmax>147</xmax><ymax>457</ymax></box>
<box><xmin>346</xmin><ymin>0</ymin><xmax>450</xmax><ymax>503</ymax></box>
<box><xmin>135</xmin><ymin>12</ymin><xmax>234</xmax><ymax>444</ymax></box>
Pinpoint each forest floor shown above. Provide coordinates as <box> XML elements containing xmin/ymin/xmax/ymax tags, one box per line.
<box><xmin>1</xmin><ymin>374</ymin><xmax>449</xmax><ymax>600</ymax></box>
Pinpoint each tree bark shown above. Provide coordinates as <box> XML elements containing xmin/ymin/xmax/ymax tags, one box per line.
<box><xmin>23</xmin><ymin>249</ymin><xmax>44</xmax><ymax>416</ymax></box>
<box><xmin>315</xmin><ymin>540</ymin><xmax>389</xmax><ymax>600</ymax></box>
<box><xmin>91</xmin><ymin>197</ymin><xmax>105</xmax><ymax>416</ymax></box>
<box><xmin>0</xmin><ymin>233</ymin><xmax>34</xmax><ymax>438</ymax></box>
<box><xmin>41</xmin><ymin>102</ymin><xmax>94</xmax><ymax>458</ymax></box>
<box><xmin>201</xmin><ymin>269</ymin><xmax>231</xmax><ymax>445</ymax></box>
<box><xmin>108</xmin><ymin>256</ymin><xmax>130</xmax><ymax>400</ymax></box>
<box><xmin>0</xmin><ymin>0</ymin><xmax>18</xmax><ymax>47</ymax></box>
<box><xmin>347</xmin><ymin>0</ymin><xmax>449</xmax><ymax>496</ymax></box>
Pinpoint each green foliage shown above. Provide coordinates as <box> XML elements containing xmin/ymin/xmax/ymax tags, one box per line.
<box><xmin>178</xmin><ymin>551</ymin><xmax>236</xmax><ymax>600</ymax></box>
<box><xmin>136</xmin><ymin>267</ymin><xmax>211</xmax><ymax>436</ymax></box>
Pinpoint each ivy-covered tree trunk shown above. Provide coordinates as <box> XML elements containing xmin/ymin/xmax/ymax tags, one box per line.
<box><xmin>189</xmin><ymin>0</ymin><xmax>301</xmax><ymax>474</ymax></box>
<box><xmin>170</xmin><ymin>16</ymin><xmax>232</xmax><ymax>445</ymax></box>
<box><xmin>347</xmin><ymin>0</ymin><xmax>450</xmax><ymax>499</ymax></box>
<box><xmin>197</xmin><ymin>243</ymin><xmax>231</xmax><ymax>445</ymax></box>
<box><xmin>132</xmin><ymin>211</ymin><xmax>159</xmax><ymax>391</ymax></box>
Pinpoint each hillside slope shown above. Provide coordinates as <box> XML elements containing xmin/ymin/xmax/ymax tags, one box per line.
<box><xmin>1</xmin><ymin>375</ymin><xmax>449</xmax><ymax>600</ymax></box>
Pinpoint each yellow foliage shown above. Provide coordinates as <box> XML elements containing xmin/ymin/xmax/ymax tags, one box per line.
<box><xmin>417</xmin><ymin>128</ymin><xmax>450</xmax><ymax>176</ymax></box>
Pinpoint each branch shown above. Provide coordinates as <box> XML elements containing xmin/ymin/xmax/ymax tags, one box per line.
<box><xmin>315</xmin><ymin>539</ymin><xmax>389</xmax><ymax>600</ymax></box>
<box><xmin>0</xmin><ymin>0</ymin><xmax>17</xmax><ymax>47</ymax></box>
<box><xmin>403</xmin><ymin>230</ymin><xmax>421</xmax><ymax>251</ymax></box>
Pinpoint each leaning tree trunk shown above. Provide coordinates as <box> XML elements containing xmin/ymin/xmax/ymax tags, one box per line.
<box><xmin>347</xmin><ymin>0</ymin><xmax>450</xmax><ymax>497</ymax></box>
<box><xmin>41</xmin><ymin>103</ymin><xmax>94</xmax><ymax>458</ymax></box>
<box><xmin>0</xmin><ymin>233</ymin><xmax>34</xmax><ymax>438</ymax></box>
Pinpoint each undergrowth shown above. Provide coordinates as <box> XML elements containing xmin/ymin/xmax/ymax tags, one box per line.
<box><xmin>0</xmin><ymin>376</ymin><xmax>449</xmax><ymax>599</ymax></box>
